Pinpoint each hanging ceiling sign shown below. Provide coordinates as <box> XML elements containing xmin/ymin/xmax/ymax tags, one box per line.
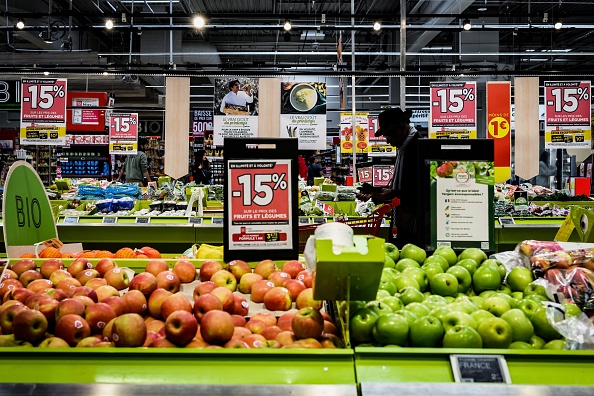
<box><xmin>429</xmin><ymin>82</ymin><xmax>477</xmax><ymax>139</ymax></box>
<box><xmin>20</xmin><ymin>78</ymin><xmax>67</xmax><ymax>145</ymax></box>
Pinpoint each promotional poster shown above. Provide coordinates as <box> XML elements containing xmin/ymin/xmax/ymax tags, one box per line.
<box><xmin>214</xmin><ymin>78</ymin><xmax>259</xmax><ymax>146</ymax></box>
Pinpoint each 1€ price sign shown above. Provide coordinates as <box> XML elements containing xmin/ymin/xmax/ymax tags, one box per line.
<box><xmin>20</xmin><ymin>78</ymin><xmax>67</xmax><ymax>123</ymax></box>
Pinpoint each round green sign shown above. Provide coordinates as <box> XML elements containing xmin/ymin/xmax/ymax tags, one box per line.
<box><xmin>2</xmin><ymin>161</ymin><xmax>57</xmax><ymax>248</ymax></box>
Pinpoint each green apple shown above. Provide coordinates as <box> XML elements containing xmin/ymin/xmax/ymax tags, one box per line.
<box><xmin>402</xmin><ymin>267</ymin><xmax>428</xmax><ymax>291</ymax></box>
<box><xmin>350</xmin><ymin>307</ymin><xmax>379</xmax><ymax>344</ymax></box>
<box><xmin>377</xmin><ymin>278</ymin><xmax>397</xmax><ymax>296</ymax></box>
<box><xmin>384</xmin><ymin>242</ymin><xmax>400</xmax><ymax>262</ymax></box>
<box><xmin>529</xmin><ymin>334</ymin><xmax>546</xmax><ymax>349</ymax></box>
<box><xmin>395</xmin><ymin>258</ymin><xmax>421</xmax><ymax>273</ymax></box>
<box><xmin>470</xmin><ymin>309</ymin><xmax>495</xmax><ymax>323</ymax></box>
<box><xmin>393</xmin><ymin>275</ymin><xmax>420</xmax><ymax>292</ymax></box>
<box><xmin>458</xmin><ymin>248</ymin><xmax>488</xmax><ymax>264</ymax></box>
<box><xmin>409</xmin><ymin>316</ymin><xmax>444</xmax><ymax>347</ymax></box>
<box><xmin>517</xmin><ymin>299</ymin><xmax>540</xmax><ymax>319</ymax></box>
<box><xmin>366</xmin><ymin>300</ymin><xmax>394</xmax><ymax>316</ymax></box>
<box><xmin>446</xmin><ymin>266</ymin><xmax>472</xmax><ymax>293</ymax></box>
<box><xmin>525</xmin><ymin>294</ymin><xmax>549</xmax><ymax>303</ymax></box>
<box><xmin>500</xmin><ymin>308</ymin><xmax>534</xmax><ymax>342</ymax></box>
<box><xmin>530</xmin><ymin>307</ymin><xmax>561</xmax><ymax>341</ymax></box>
<box><xmin>372</xmin><ymin>313</ymin><xmax>409</xmax><ymax>346</ymax></box>
<box><xmin>543</xmin><ymin>339</ymin><xmax>565</xmax><ymax>350</ymax></box>
<box><xmin>378</xmin><ymin>296</ymin><xmax>405</xmax><ymax>313</ymax></box>
<box><xmin>400</xmin><ymin>243</ymin><xmax>427</xmax><ymax>264</ymax></box>
<box><xmin>429</xmin><ymin>306</ymin><xmax>451</xmax><ymax>323</ymax></box>
<box><xmin>509</xmin><ymin>341</ymin><xmax>535</xmax><ymax>349</ymax></box>
<box><xmin>384</xmin><ymin>254</ymin><xmax>396</xmax><ymax>269</ymax></box>
<box><xmin>422</xmin><ymin>262</ymin><xmax>445</xmax><ymax>281</ymax></box>
<box><xmin>446</xmin><ymin>302</ymin><xmax>473</xmax><ymax>314</ymax></box>
<box><xmin>429</xmin><ymin>273</ymin><xmax>459</xmax><ymax>297</ymax></box>
<box><xmin>562</xmin><ymin>302</ymin><xmax>582</xmax><ymax>317</ymax></box>
<box><xmin>404</xmin><ymin>302</ymin><xmax>431</xmax><ymax>318</ymax></box>
<box><xmin>376</xmin><ymin>289</ymin><xmax>392</xmax><ymax>300</ymax></box>
<box><xmin>433</xmin><ymin>246</ymin><xmax>458</xmax><ymax>267</ymax></box>
<box><xmin>423</xmin><ymin>295</ymin><xmax>448</xmax><ymax>310</ymax></box>
<box><xmin>506</xmin><ymin>266</ymin><xmax>534</xmax><ymax>292</ymax></box>
<box><xmin>472</xmin><ymin>266</ymin><xmax>502</xmax><ymax>293</ymax></box>
<box><xmin>442</xmin><ymin>325</ymin><xmax>483</xmax><ymax>348</ymax></box>
<box><xmin>442</xmin><ymin>311</ymin><xmax>478</xmax><ymax>331</ymax></box>
<box><xmin>393</xmin><ymin>309</ymin><xmax>419</xmax><ymax>326</ymax></box>
<box><xmin>479</xmin><ymin>290</ymin><xmax>498</xmax><ymax>299</ymax></box>
<box><xmin>469</xmin><ymin>296</ymin><xmax>485</xmax><ymax>309</ymax></box>
<box><xmin>455</xmin><ymin>258</ymin><xmax>478</xmax><ymax>276</ymax></box>
<box><xmin>494</xmin><ymin>292</ymin><xmax>516</xmax><ymax>308</ymax></box>
<box><xmin>523</xmin><ymin>283</ymin><xmax>549</xmax><ymax>299</ymax></box>
<box><xmin>399</xmin><ymin>286</ymin><xmax>425</xmax><ymax>306</ymax></box>
<box><xmin>481</xmin><ymin>259</ymin><xmax>507</xmax><ymax>279</ymax></box>
<box><xmin>477</xmin><ymin>317</ymin><xmax>513</xmax><ymax>348</ymax></box>
<box><xmin>498</xmin><ymin>284</ymin><xmax>512</xmax><ymax>296</ymax></box>
<box><xmin>483</xmin><ymin>296</ymin><xmax>511</xmax><ymax>317</ymax></box>
<box><xmin>382</xmin><ymin>267</ymin><xmax>401</xmax><ymax>283</ymax></box>
<box><xmin>511</xmin><ymin>292</ymin><xmax>524</xmax><ymax>300</ymax></box>
<box><xmin>424</xmin><ymin>255</ymin><xmax>450</xmax><ymax>272</ymax></box>
<box><xmin>444</xmin><ymin>296</ymin><xmax>456</xmax><ymax>303</ymax></box>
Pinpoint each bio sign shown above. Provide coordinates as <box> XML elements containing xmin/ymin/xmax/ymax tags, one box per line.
<box><xmin>429</xmin><ymin>82</ymin><xmax>477</xmax><ymax>139</ymax></box>
<box><xmin>20</xmin><ymin>78</ymin><xmax>67</xmax><ymax>145</ymax></box>
<box><xmin>544</xmin><ymin>81</ymin><xmax>592</xmax><ymax>149</ymax></box>
<box><xmin>0</xmin><ymin>80</ymin><xmax>21</xmax><ymax>109</ymax></box>
<box><xmin>109</xmin><ymin>113</ymin><xmax>139</xmax><ymax>155</ymax></box>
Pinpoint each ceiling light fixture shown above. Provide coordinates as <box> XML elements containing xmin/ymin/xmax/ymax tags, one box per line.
<box><xmin>477</xmin><ymin>7</ymin><xmax>487</xmax><ymax>12</ymax></box>
<box><xmin>283</xmin><ymin>20</ymin><xmax>292</xmax><ymax>31</ymax></box>
<box><xmin>193</xmin><ymin>15</ymin><xmax>205</xmax><ymax>28</ymax></box>
<box><xmin>554</xmin><ymin>20</ymin><xmax>562</xmax><ymax>29</ymax></box>
<box><xmin>105</xmin><ymin>19</ymin><xmax>114</xmax><ymax>29</ymax></box>
<box><xmin>463</xmin><ymin>18</ymin><xmax>472</xmax><ymax>31</ymax></box>
<box><xmin>15</xmin><ymin>19</ymin><xmax>25</xmax><ymax>29</ymax></box>
<box><xmin>373</xmin><ymin>21</ymin><xmax>381</xmax><ymax>31</ymax></box>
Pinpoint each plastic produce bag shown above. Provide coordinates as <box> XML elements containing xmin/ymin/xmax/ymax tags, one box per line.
<box><xmin>105</xmin><ymin>183</ymin><xmax>138</xmax><ymax>198</ymax></box>
<box><xmin>116</xmin><ymin>197</ymin><xmax>135</xmax><ymax>210</ymax></box>
<box><xmin>77</xmin><ymin>184</ymin><xmax>105</xmax><ymax>199</ymax></box>
<box><xmin>545</xmin><ymin>302</ymin><xmax>594</xmax><ymax>350</ymax></box>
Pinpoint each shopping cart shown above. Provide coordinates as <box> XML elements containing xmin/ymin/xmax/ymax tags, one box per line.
<box><xmin>298</xmin><ymin>197</ymin><xmax>400</xmax><ymax>253</ymax></box>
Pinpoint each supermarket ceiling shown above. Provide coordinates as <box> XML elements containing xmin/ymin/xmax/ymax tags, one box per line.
<box><xmin>2</xmin><ymin>0</ymin><xmax>594</xmax><ymax>107</ymax></box>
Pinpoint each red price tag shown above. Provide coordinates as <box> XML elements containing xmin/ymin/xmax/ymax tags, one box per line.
<box><xmin>21</xmin><ymin>78</ymin><xmax>67</xmax><ymax>123</ymax></box>
<box><xmin>431</xmin><ymin>82</ymin><xmax>477</xmax><ymax>127</ymax></box>
<box><xmin>545</xmin><ymin>81</ymin><xmax>590</xmax><ymax>124</ymax></box>
<box><xmin>110</xmin><ymin>114</ymin><xmax>138</xmax><ymax>139</ymax></box>
<box><xmin>373</xmin><ymin>165</ymin><xmax>394</xmax><ymax>187</ymax></box>
<box><xmin>358</xmin><ymin>166</ymin><xmax>373</xmax><ymax>183</ymax></box>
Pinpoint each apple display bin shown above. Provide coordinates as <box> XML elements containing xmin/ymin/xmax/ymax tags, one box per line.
<box><xmin>354</xmin><ymin>347</ymin><xmax>594</xmax><ymax>386</ymax></box>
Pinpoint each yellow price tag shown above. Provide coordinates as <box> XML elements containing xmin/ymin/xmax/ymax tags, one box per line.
<box><xmin>554</xmin><ymin>215</ymin><xmax>575</xmax><ymax>242</ymax></box>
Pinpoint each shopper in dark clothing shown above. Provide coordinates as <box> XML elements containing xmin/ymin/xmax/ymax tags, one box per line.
<box><xmin>192</xmin><ymin>150</ymin><xmax>212</xmax><ymax>185</ymax></box>
<box><xmin>372</xmin><ymin>107</ymin><xmax>423</xmax><ymax>248</ymax></box>
<box><xmin>307</xmin><ymin>156</ymin><xmax>323</xmax><ymax>185</ymax></box>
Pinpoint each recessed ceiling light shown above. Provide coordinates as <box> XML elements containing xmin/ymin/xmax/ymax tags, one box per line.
<box><xmin>284</xmin><ymin>20</ymin><xmax>292</xmax><ymax>31</ymax></box>
<box><xmin>477</xmin><ymin>7</ymin><xmax>487</xmax><ymax>11</ymax></box>
<box><xmin>105</xmin><ymin>19</ymin><xmax>114</xmax><ymax>29</ymax></box>
<box><xmin>193</xmin><ymin>15</ymin><xmax>205</xmax><ymax>28</ymax></box>
<box><xmin>373</xmin><ymin>21</ymin><xmax>381</xmax><ymax>31</ymax></box>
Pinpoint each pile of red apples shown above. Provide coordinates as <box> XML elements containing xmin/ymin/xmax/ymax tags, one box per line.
<box><xmin>0</xmin><ymin>256</ymin><xmax>342</xmax><ymax>349</ymax></box>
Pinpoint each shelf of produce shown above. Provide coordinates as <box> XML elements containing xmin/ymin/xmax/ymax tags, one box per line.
<box><xmin>494</xmin><ymin>217</ymin><xmax>579</xmax><ymax>252</ymax></box>
<box><xmin>354</xmin><ymin>347</ymin><xmax>594</xmax><ymax>385</ymax></box>
<box><xmin>0</xmin><ymin>348</ymin><xmax>356</xmax><ymax>386</ymax></box>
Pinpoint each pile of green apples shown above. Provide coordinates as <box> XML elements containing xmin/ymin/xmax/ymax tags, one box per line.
<box><xmin>348</xmin><ymin>243</ymin><xmax>577</xmax><ymax>350</ymax></box>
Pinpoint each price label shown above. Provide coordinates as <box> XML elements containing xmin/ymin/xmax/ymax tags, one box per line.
<box><xmin>547</xmin><ymin>83</ymin><xmax>590</xmax><ymax>114</ymax></box>
<box><xmin>188</xmin><ymin>217</ymin><xmax>203</xmax><ymax>224</ymax></box>
<box><xmin>21</xmin><ymin>79</ymin><xmax>67</xmax><ymax>122</ymax></box>
<box><xmin>212</xmin><ymin>217</ymin><xmax>224</xmax><ymax>224</ymax></box>
<box><xmin>499</xmin><ymin>217</ymin><xmax>515</xmax><ymax>226</ymax></box>
<box><xmin>135</xmin><ymin>217</ymin><xmax>150</xmax><ymax>224</ymax></box>
<box><xmin>102</xmin><ymin>217</ymin><xmax>117</xmax><ymax>224</ymax></box>
<box><xmin>433</xmin><ymin>85</ymin><xmax>475</xmax><ymax>114</ymax></box>
<box><xmin>64</xmin><ymin>216</ymin><xmax>79</xmax><ymax>224</ymax></box>
<box><xmin>430</xmin><ymin>82</ymin><xmax>477</xmax><ymax>133</ymax></box>
<box><xmin>373</xmin><ymin>165</ymin><xmax>394</xmax><ymax>187</ymax></box>
<box><xmin>450</xmin><ymin>355</ymin><xmax>511</xmax><ymax>383</ymax></box>
<box><xmin>313</xmin><ymin>217</ymin><xmax>327</xmax><ymax>224</ymax></box>
<box><xmin>358</xmin><ymin>166</ymin><xmax>373</xmax><ymax>183</ymax></box>
<box><xmin>109</xmin><ymin>113</ymin><xmax>139</xmax><ymax>155</ymax></box>
<box><xmin>299</xmin><ymin>217</ymin><xmax>311</xmax><ymax>224</ymax></box>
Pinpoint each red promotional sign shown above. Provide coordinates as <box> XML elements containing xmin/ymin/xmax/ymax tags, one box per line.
<box><xmin>430</xmin><ymin>82</ymin><xmax>477</xmax><ymax>139</ymax></box>
<box><xmin>109</xmin><ymin>113</ymin><xmax>139</xmax><ymax>154</ymax></box>
<box><xmin>21</xmin><ymin>78</ymin><xmax>67</xmax><ymax>123</ymax></box>
<box><xmin>373</xmin><ymin>165</ymin><xmax>394</xmax><ymax>187</ymax></box>
<box><xmin>486</xmin><ymin>82</ymin><xmax>511</xmax><ymax>183</ymax></box>
<box><xmin>358</xmin><ymin>166</ymin><xmax>373</xmax><ymax>183</ymax></box>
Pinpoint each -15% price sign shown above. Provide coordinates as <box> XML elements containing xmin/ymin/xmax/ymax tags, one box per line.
<box><xmin>545</xmin><ymin>81</ymin><xmax>590</xmax><ymax>120</ymax></box>
<box><xmin>21</xmin><ymin>79</ymin><xmax>67</xmax><ymax>122</ymax></box>
<box><xmin>373</xmin><ymin>165</ymin><xmax>394</xmax><ymax>187</ymax></box>
<box><xmin>431</xmin><ymin>82</ymin><xmax>477</xmax><ymax>126</ymax></box>
<box><xmin>110</xmin><ymin>114</ymin><xmax>138</xmax><ymax>139</ymax></box>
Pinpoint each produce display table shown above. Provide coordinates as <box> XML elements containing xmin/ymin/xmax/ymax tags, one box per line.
<box><xmin>494</xmin><ymin>217</ymin><xmax>576</xmax><ymax>252</ymax></box>
<box><xmin>354</xmin><ymin>347</ymin><xmax>594</xmax><ymax>385</ymax></box>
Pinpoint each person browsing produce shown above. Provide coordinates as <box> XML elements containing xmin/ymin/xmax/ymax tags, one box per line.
<box><xmin>117</xmin><ymin>138</ymin><xmax>151</xmax><ymax>186</ymax></box>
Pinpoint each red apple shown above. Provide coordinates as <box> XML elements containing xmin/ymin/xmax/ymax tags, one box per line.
<box><xmin>251</xmin><ymin>313</ymin><xmax>277</xmax><ymax>327</ymax></box>
<box><xmin>2</xmin><ymin>269</ymin><xmax>18</xmax><ymax>280</ymax></box>
<box><xmin>268</xmin><ymin>271</ymin><xmax>291</xmax><ymax>287</ymax></box>
<box><xmin>75</xmin><ymin>335</ymin><xmax>105</xmax><ymax>348</ymax></box>
<box><xmin>224</xmin><ymin>339</ymin><xmax>250</xmax><ymax>348</ymax></box>
<box><xmin>49</xmin><ymin>269</ymin><xmax>72</xmax><ymax>287</ymax></box>
<box><xmin>257</xmin><ymin>340</ymin><xmax>281</xmax><ymax>349</ymax></box>
<box><xmin>231</xmin><ymin>315</ymin><xmax>247</xmax><ymax>328</ymax></box>
<box><xmin>101</xmin><ymin>318</ymin><xmax>116</xmax><ymax>341</ymax></box>
<box><xmin>289</xmin><ymin>338</ymin><xmax>323</xmax><ymax>349</ymax></box>
<box><xmin>165</xmin><ymin>310</ymin><xmax>198</xmax><ymax>345</ymax></box>
<box><xmin>19</xmin><ymin>270</ymin><xmax>43</xmax><ymax>287</ymax></box>
<box><xmin>56</xmin><ymin>298</ymin><xmax>86</xmax><ymax>322</ymax></box>
<box><xmin>232</xmin><ymin>294</ymin><xmax>249</xmax><ymax>316</ymax></box>
<box><xmin>156</xmin><ymin>271</ymin><xmax>181</xmax><ymax>293</ymax></box>
<box><xmin>95</xmin><ymin>258</ymin><xmax>117</xmax><ymax>277</ymax></box>
<box><xmin>173</xmin><ymin>260</ymin><xmax>197</xmax><ymax>283</ymax></box>
<box><xmin>207</xmin><ymin>287</ymin><xmax>233</xmax><ymax>313</ymax></box>
<box><xmin>242</xmin><ymin>333</ymin><xmax>267</xmax><ymax>348</ymax></box>
<box><xmin>238</xmin><ymin>273</ymin><xmax>263</xmax><ymax>294</ymax></box>
<box><xmin>36</xmin><ymin>297</ymin><xmax>59</xmax><ymax>327</ymax></box>
<box><xmin>282</xmin><ymin>260</ymin><xmax>307</xmax><ymax>279</ymax></box>
<box><xmin>146</xmin><ymin>319</ymin><xmax>165</xmax><ymax>333</ymax></box>
<box><xmin>291</xmin><ymin>307</ymin><xmax>324</xmax><ymax>340</ymax></box>
<box><xmin>250</xmin><ymin>280</ymin><xmax>275</xmax><ymax>303</ymax></box>
<box><xmin>70</xmin><ymin>286</ymin><xmax>98</xmax><ymax>303</ymax></box>
<box><xmin>101</xmin><ymin>296</ymin><xmax>127</xmax><ymax>317</ymax></box>
<box><xmin>254</xmin><ymin>259</ymin><xmax>278</xmax><ymax>279</ymax></box>
<box><xmin>193</xmin><ymin>293</ymin><xmax>223</xmax><ymax>323</ymax></box>
<box><xmin>95</xmin><ymin>285</ymin><xmax>120</xmax><ymax>302</ymax></box>
<box><xmin>320</xmin><ymin>333</ymin><xmax>344</xmax><ymax>349</ymax></box>
<box><xmin>54</xmin><ymin>314</ymin><xmax>91</xmax><ymax>346</ymax></box>
<box><xmin>263</xmin><ymin>287</ymin><xmax>292</xmax><ymax>311</ymax></box>
<box><xmin>260</xmin><ymin>325</ymin><xmax>282</xmax><ymax>341</ymax></box>
<box><xmin>149</xmin><ymin>337</ymin><xmax>177</xmax><ymax>348</ymax></box>
<box><xmin>296</xmin><ymin>270</ymin><xmax>313</xmax><ymax>288</ymax></box>
<box><xmin>85</xmin><ymin>278</ymin><xmax>108</xmax><ymax>290</ymax></box>
<box><xmin>75</xmin><ymin>269</ymin><xmax>100</xmax><ymax>286</ymax></box>
<box><xmin>143</xmin><ymin>330</ymin><xmax>163</xmax><ymax>347</ymax></box>
<box><xmin>160</xmin><ymin>293</ymin><xmax>192</xmax><ymax>320</ymax></box>
<box><xmin>199</xmin><ymin>260</ymin><xmax>224</xmax><ymax>282</ymax></box>
<box><xmin>245</xmin><ymin>319</ymin><xmax>267</xmax><ymax>334</ymax></box>
<box><xmin>27</xmin><ymin>279</ymin><xmax>54</xmax><ymax>294</ymax></box>
<box><xmin>210</xmin><ymin>270</ymin><xmax>237</xmax><ymax>292</ymax></box>
<box><xmin>42</xmin><ymin>288</ymin><xmax>68</xmax><ymax>302</ymax></box>
<box><xmin>121</xmin><ymin>289</ymin><xmax>148</xmax><ymax>315</ymax></box>
<box><xmin>24</xmin><ymin>294</ymin><xmax>49</xmax><ymax>310</ymax></box>
<box><xmin>184</xmin><ymin>338</ymin><xmax>209</xmax><ymax>348</ymax></box>
<box><xmin>67</xmin><ymin>258</ymin><xmax>93</xmax><ymax>277</ymax></box>
<box><xmin>226</xmin><ymin>260</ymin><xmax>252</xmax><ymax>281</ymax></box>
<box><xmin>145</xmin><ymin>259</ymin><xmax>169</xmax><ymax>277</ymax></box>
<box><xmin>111</xmin><ymin>313</ymin><xmax>147</xmax><ymax>347</ymax></box>
<box><xmin>193</xmin><ymin>281</ymin><xmax>217</xmax><ymax>300</ymax></box>
<box><xmin>11</xmin><ymin>259</ymin><xmax>37</xmax><ymax>277</ymax></box>
<box><xmin>55</xmin><ymin>277</ymin><xmax>81</xmax><ymax>293</ymax></box>
<box><xmin>129</xmin><ymin>272</ymin><xmax>158</xmax><ymax>297</ymax></box>
<box><xmin>323</xmin><ymin>320</ymin><xmax>338</xmax><ymax>336</ymax></box>
<box><xmin>284</xmin><ymin>279</ymin><xmax>307</xmax><ymax>302</ymax></box>
<box><xmin>296</xmin><ymin>288</ymin><xmax>322</xmax><ymax>310</ymax></box>
<box><xmin>72</xmin><ymin>296</ymin><xmax>94</xmax><ymax>309</ymax></box>
<box><xmin>104</xmin><ymin>268</ymin><xmax>130</xmax><ymax>291</ymax></box>
<box><xmin>0</xmin><ymin>279</ymin><xmax>23</xmax><ymax>299</ymax></box>
<box><xmin>0</xmin><ymin>304</ymin><xmax>28</xmax><ymax>333</ymax></box>
<box><xmin>147</xmin><ymin>288</ymin><xmax>173</xmax><ymax>319</ymax></box>
<box><xmin>200</xmin><ymin>310</ymin><xmax>234</xmax><ymax>345</ymax></box>
<box><xmin>3</xmin><ymin>288</ymin><xmax>34</xmax><ymax>304</ymax></box>
<box><xmin>232</xmin><ymin>326</ymin><xmax>252</xmax><ymax>339</ymax></box>
<box><xmin>85</xmin><ymin>303</ymin><xmax>117</xmax><ymax>334</ymax></box>
<box><xmin>39</xmin><ymin>259</ymin><xmax>64</xmax><ymax>279</ymax></box>
<box><xmin>38</xmin><ymin>337</ymin><xmax>70</xmax><ymax>348</ymax></box>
